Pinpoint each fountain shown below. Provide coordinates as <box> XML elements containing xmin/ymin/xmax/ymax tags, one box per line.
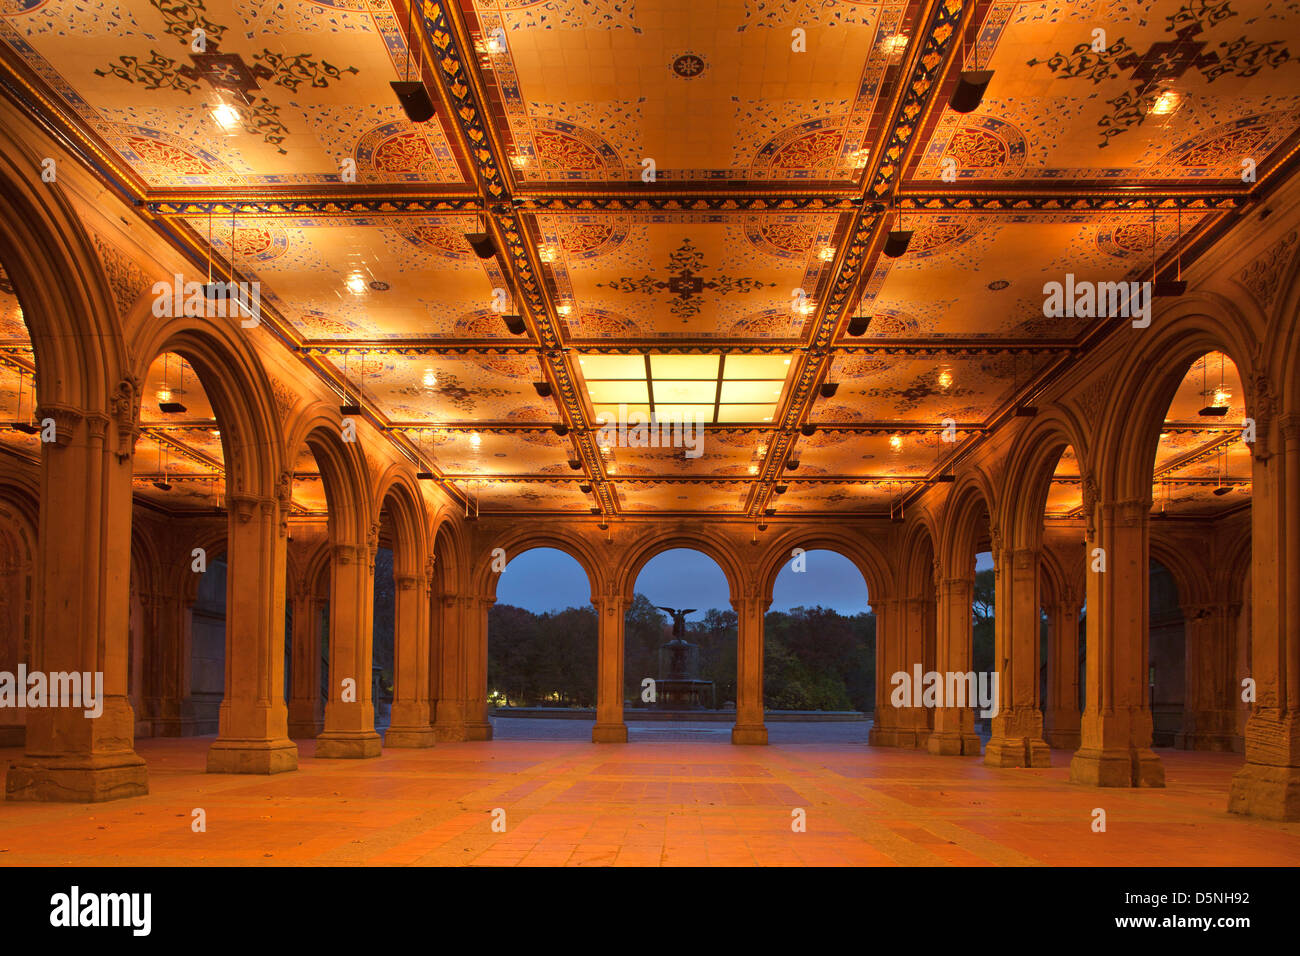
<box><xmin>654</xmin><ymin>606</ymin><xmax>716</xmax><ymax>710</ymax></box>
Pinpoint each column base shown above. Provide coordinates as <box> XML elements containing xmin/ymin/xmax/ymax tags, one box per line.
<box><xmin>592</xmin><ymin>722</ymin><xmax>627</xmax><ymax>743</ymax></box>
<box><xmin>206</xmin><ymin>737</ymin><xmax>298</xmax><ymax>774</ymax></box>
<box><xmin>984</xmin><ymin>735</ymin><xmax>1052</xmax><ymax>768</ymax></box>
<box><xmin>868</xmin><ymin>726</ymin><xmax>927</xmax><ymax>749</ymax></box>
<box><xmin>1174</xmin><ymin>731</ymin><xmax>1242</xmax><ymax>753</ymax></box>
<box><xmin>1044</xmin><ymin>729</ymin><xmax>1081</xmax><ymax>751</ymax></box>
<box><xmin>434</xmin><ymin>722</ymin><xmax>468</xmax><ymax>742</ymax></box>
<box><xmin>731</xmin><ymin>723</ymin><xmax>768</xmax><ymax>745</ymax></box>
<box><xmin>1228</xmin><ymin>763</ymin><xmax>1300</xmax><ymax>821</ymax></box>
<box><xmin>383</xmin><ymin>726</ymin><xmax>436</xmax><ymax>748</ymax></box>
<box><xmin>288</xmin><ymin>720</ymin><xmax>324</xmax><ymax>739</ymax></box>
<box><xmin>1069</xmin><ymin>746</ymin><xmax>1165</xmax><ymax>787</ymax></box>
<box><xmin>926</xmin><ymin>731</ymin><xmax>982</xmax><ymax>756</ymax></box>
<box><xmin>314</xmin><ymin>732</ymin><xmax>382</xmax><ymax>759</ymax></box>
<box><xmin>6</xmin><ymin>752</ymin><xmax>148</xmax><ymax>802</ymax></box>
<box><xmin>464</xmin><ymin>721</ymin><xmax>493</xmax><ymax>741</ymax></box>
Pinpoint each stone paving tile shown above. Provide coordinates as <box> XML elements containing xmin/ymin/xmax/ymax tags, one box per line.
<box><xmin>2</xmin><ymin>734</ymin><xmax>1299</xmax><ymax>866</ymax></box>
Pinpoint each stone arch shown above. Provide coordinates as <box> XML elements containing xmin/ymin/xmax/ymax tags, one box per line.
<box><xmin>756</xmin><ymin>528</ymin><xmax>892</xmax><ymax>606</ymax></box>
<box><xmin>287</xmin><ymin>405</ymin><xmax>373</xmax><ymax>548</ymax></box>
<box><xmin>0</xmin><ymin>110</ymin><xmax>124</xmax><ymax>413</ymax></box>
<box><xmin>937</xmin><ymin>469</ymin><xmax>997</xmax><ymax>578</ymax></box>
<box><xmin>374</xmin><ymin>465</ymin><xmax>429</xmax><ymax>576</ymax></box>
<box><xmin>474</xmin><ymin>530</ymin><xmax>604</xmax><ymax>602</ymax></box>
<box><xmin>131</xmin><ymin>322</ymin><xmax>285</xmax><ymax>500</ymax></box>
<box><xmin>615</xmin><ymin>529</ymin><xmax>746</xmax><ymax>604</ymax></box>
<box><xmin>1098</xmin><ymin>295</ymin><xmax>1259</xmax><ymax>503</ymax></box>
<box><xmin>1000</xmin><ymin>406</ymin><xmax>1092</xmax><ymax>549</ymax></box>
<box><xmin>1148</xmin><ymin>537</ymin><xmax>1212</xmax><ymax>608</ymax></box>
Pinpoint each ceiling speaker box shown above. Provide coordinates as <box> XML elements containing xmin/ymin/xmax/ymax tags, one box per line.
<box><xmin>1154</xmin><ymin>279</ymin><xmax>1188</xmax><ymax>297</ymax></box>
<box><xmin>933</xmin><ymin>474</ymin><xmax>956</xmax><ymax>483</ymax></box>
<box><xmin>882</xmin><ymin>230</ymin><xmax>913</xmax><ymax>258</ymax></box>
<box><xmin>1198</xmin><ymin>405</ymin><xmax>1229</xmax><ymax>417</ymax></box>
<box><xmin>158</xmin><ymin>401</ymin><xmax>187</xmax><ymax>414</ymax></box>
<box><xmin>846</xmin><ymin>314</ymin><xmax>871</xmax><ymax>336</ymax></box>
<box><xmin>390</xmin><ymin>81</ymin><xmax>435</xmax><ymax>123</ymax></box>
<box><xmin>465</xmin><ymin>233</ymin><xmax>497</xmax><ymax>258</ymax></box>
<box><xmin>950</xmin><ymin>70</ymin><xmax>994</xmax><ymax>114</ymax></box>
<box><xmin>13</xmin><ymin>421</ymin><xmax>38</xmax><ymax>434</ymax></box>
<box><xmin>1014</xmin><ymin>405</ymin><xmax>1038</xmax><ymax>417</ymax></box>
<box><xmin>339</xmin><ymin>403</ymin><xmax>361</xmax><ymax>416</ymax></box>
<box><xmin>416</xmin><ymin>471</ymin><xmax>435</xmax><ymax>480</ymax></box>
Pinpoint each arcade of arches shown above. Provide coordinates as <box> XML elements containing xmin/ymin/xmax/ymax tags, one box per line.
<box><xmin>0</xmin><ymin>0</ymin><xmax>1298</xmax><ymax>851</ymax></box>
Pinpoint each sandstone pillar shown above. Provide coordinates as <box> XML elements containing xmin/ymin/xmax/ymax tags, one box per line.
<box><xmin>206</xmin><ymin>494</ymin><xmax>298</xmax><ymax>773</ymax></box>
<box><xmin>141</xmin><ymin>589</ymin><xmax>200</xmax><ymax>737</ymax></box>
<box><xmin>7</xmin><ymin>405</ymin><xmax>148</xmax><ymax>801</ymax></box>
<box><xmin>1070</xmin><ymin>497</ymin><xmax>1164</xmax><ymax>787</ymax></box>
<box><xmin>1043</xmin><ymin>594</ymin><xmax>1083</xmax><ymax>750</ymax></box>
<box><xmin>316</xmin><ymin>541</ymin><xmax>381</xmax><ymax>758</ymax></box>
<box><xmin>1230</xmin><ymin>413</ymin><xmax>1300</xmax><ymax>819</ymax></box>
<box><xmin>927</xmin><ymin>576</ymin><xmax>981</xmax><ymax>755</ymax></box>
<box><xmin>986</xmin><ymin>547</ymin><xmax>1051</xmax><ymax>767</ymax></box>
<box><xmin>463</xmin><ymin>594</ymin><xmax>493</xmax><ymax>741</ymax></box>
<box><xmin>385</xmin><ymin>569</ymin><xmax>434</xmax><ymax>747</ymax></box>
<box><xmin>732</xmin><ymin>594</ymin><xmax>768</xmax><ymax>744</ymax></box>
<box><xmin>287</xmin><ymin>585</ymin><xmax>323</xmax><ymax>738</ymax></box>
<box><xmin>432</xmin><ymin>591</ymin><xmax>467</xmax><ymax>741</ymax></box>
<box><xmin>592</xmin><ymin>591</ymin><xmax>628</xmax><ymax>742</ymax></box>
<box><xmin>1177</xmin><ymin>601</ymin><xmax>1241</xmax><ymax>752</ymax></box>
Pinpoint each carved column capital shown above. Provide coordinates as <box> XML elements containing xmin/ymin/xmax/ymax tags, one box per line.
<box><xmin>110</xmin><ymin>374</ymin><xmax>143</xmax><ymax>462</ymax></box>
<box><xmin>395</xmin><ymin>574</ymin><xmax>419</xmax><ymax>591</ymax></box>
<box><xmin>35</xmin><ymin>403</ymin><xmax>83</xmax><ymax>448</ymax></box>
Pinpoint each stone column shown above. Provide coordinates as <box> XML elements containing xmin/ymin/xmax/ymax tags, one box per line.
<box><xmin>868</xmin><ymin>596</ymin><xmax>902</xmax><ymax>745</ymax></box>
<box><xmin>432</xmin><ymin>591</ymin><xmax>467</xmax><ymax>741</ymax></box>
<box><xmin>1070</xmin><ymin>496</ymin><xmax>1164</xmax><ymax>787</ymax></box>
<box><xmin>463</xmin><ymin>595</ymin><xmax>493</xmax><ymax>741</ymax></box>
<box><xmin>316</xmin><ymin>542</ymin><xmax>381</xmax><ymax>758</ymax></box>
<box><xmin>287</xmin><ymin>584</ymin><xmax>323</xmax><ymax>738</ymax></box>
<box><xmin>205</xmin><ymin>494</ymin><xmax>298</xmax><ymax>773</ymax></box>
<box><xmin>592</xmin><ymin>591</ymin><xmax>628</xmax><ymax>742</ymax></box>
<box><xmin>1177</xmin><ymin>601</ymin><xmax>1241</xmax><ymax>752</ymax></box>
<box><xmin>142</xmin><ymin>589</ymin><xmax>199</xmax><ymax>737</ymax></box>
<box><xmin>1231</xmin><ymin>415</ymin><xmax>1300</xmax><ymax>819</ymax></box>
<box><xmin>986</xmin><ymin>547</ymin><xmax>1051</xmax><ymax>767</ymax></box>
<box><xmin>7</xmin><ymin>406</ymin><xmax>149</xmax><ymax>801</ymax></box>
<box><xmin>732</xmin><ymin>594</ymin><xmax>768</xmax><ymax>744</ymax></box>
<box><xmin>385</xmin><ymin>571</ymin><xmax>434</xmax><ymax>747</ymax></box>
<box><xmin>1043</xmin><ymin>592</ymin><xmax>1083</xmax><ymax>751</ymax></box>
<box><xmin>927</xmin><ymin>576</ymin><xmax>982</xmax><ymax>755</ymax></box>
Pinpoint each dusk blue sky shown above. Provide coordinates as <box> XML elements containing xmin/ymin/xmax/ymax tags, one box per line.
<box><xmin>495</xmin><ymin>547</ymin><xmax>996</xmax><ymax>616</ymax></box>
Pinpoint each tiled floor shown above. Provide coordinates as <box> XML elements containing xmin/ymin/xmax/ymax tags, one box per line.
<box><xmin>1</xmin><ymin>728</ymin><xmax>1297</xmax><ymax>866</ymax></box>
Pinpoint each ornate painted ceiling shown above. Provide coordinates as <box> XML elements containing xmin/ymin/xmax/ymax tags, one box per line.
<box><xmin>0</xmin><ymin>0</ymin><xmax>1290</xmax><ymax>517</ymax></box>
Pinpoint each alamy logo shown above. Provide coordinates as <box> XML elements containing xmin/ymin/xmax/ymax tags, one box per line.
<box><xmin>0</xmin><ymin>666</ymin><xmax>103</xmax><ymax>718</ymax></box>
<box><xmin>50</xmin><ymin>886</ymin><xmax>151</xmax><ymax>936</ymax></box>
<box><xmin>595</xmin><ymin>404</ymin><xmax>705</xmax><ymax>458</ymax></box>
<box><xmin>152</xmin><ymin>273</ymin><xmax>260</xmax><ymax>327</ymax></box>
<box><xmin>1042</xmin><ymin>274</ymin><xmax>1151</xmax><ymax>328</ymax></box>
<box><xmin>890</xmin><ymin>665</ymin><xmax>999</xmax><ymax>718</ymax></box>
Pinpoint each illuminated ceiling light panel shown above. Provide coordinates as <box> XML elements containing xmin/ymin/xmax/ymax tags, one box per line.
<box><xmin>578</xmin><ymin>352</ymin><xmax>792</xmax><ymax>425</ymax></box>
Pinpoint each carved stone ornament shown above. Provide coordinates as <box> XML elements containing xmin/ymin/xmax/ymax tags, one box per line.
<box><xmin>110</xmin><ymin>375</ymin><xmax>142</xmax><ymax>461</ymax></box>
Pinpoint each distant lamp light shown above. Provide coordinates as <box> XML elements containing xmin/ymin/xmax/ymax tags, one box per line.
<box><xmin>390</xmin><ymin>81</ymin><xmax>435</xmax><ymax>123</ymax></box>
<box><xmin>949</xmin><ymin>70</ymin><xmax>994</xmax><ymax>114</ymax></box>
<box><xmin>211</xmin><ymin>103</ymin><xmax>241</xmax><ymax>129</ymax></box>
<box><xmin>881</xmin><ymin>34</ymin><xmax>909</xmax><ymax>55</ymax></box>
<box><xmin>889</xmin><ymin>434</ymin><xmax>903</xmax><ymax>452</ymax></box>
<box><xmin>346</xmin><ymin>273</ymin><xmax>367</xmax><ymax>295</ymax></box>
<box><xmin>818</xmin><ymin>246</ymin><xmax>835</xmax><ymax>262</ymax></box>
<box><xmin>469</xmin><ymin>432</ymin><xmax>482</xmax><ymax>448</ymax></box>
<box><xmin>539</xmin><ymin>245</ymin><xmax>558</xmax><ymax>263</ymax></box>
<box><xmin>1148</xmin><ymin>90</ymin><xmax>1182</xmax><ymax>116</ymax></box>
<box><xmin>423</xmin><ymin>369</ymin><xmax>437</xmax><ymax>389</ymax></box>
<box><xmin>748</xmin><ymin>464</ymin><xmax>759</xmax><ymax>475</ymax></box>
<box><xmin>938</xmin><ymin>369</ymin><xmax>953</xmax><ymax>390</ymax></box>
